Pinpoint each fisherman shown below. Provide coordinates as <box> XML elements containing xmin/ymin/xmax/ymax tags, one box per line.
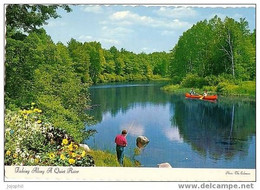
<box><xmin>115</xmin><ymin>129</ymin><xmax>128</xmax><ymax>166</ymax></box>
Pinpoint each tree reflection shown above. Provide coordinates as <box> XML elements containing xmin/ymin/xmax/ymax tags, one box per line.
<box><xmin>171</xmin><ymin>97</ymin><xmax>255</xmax><ymax>160</ymax></box>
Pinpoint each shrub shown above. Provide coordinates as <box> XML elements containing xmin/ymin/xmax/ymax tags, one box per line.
<box><xmin>4</xmin><ymin>106</ymin><xmax>95</xmax><ymax>166</ymax></box>
<box><xmin>203</xmin><ymin>85</ymin><xmax>217</xmax><ymax>93</ymax></box>
<box><xmin>171</xmin><ymin>76</ymin><xmax>182</xmax><ymax>84</ymax></box>
<box><xmin>216</xmin><ymin>81</ymin><xmax>255</xmax><ymax>96</ymax></box>
<box><xmin>180</xmin><ymin>74</ymin><xmax>206</xmax><ymax>88</ymax></box>
<box><xmin>161</xmin><ymin>84</ymin><xmax>180</xmax><ymax>92</ymax></box>
<box><xmin>205</xmin><ymin>75</ymin><xmax>218</xmax><ymax>86</ymax></box>
<box><xmin>238</xmin><ymin>81</ymin><xmax>256</xmax><ymax>96</ymax></box>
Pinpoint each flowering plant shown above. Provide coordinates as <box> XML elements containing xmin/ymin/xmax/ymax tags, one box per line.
<box><xmin>5</xmin><ymin>105</ymin><xmax>94</xmax><ymax>166</ymax></box>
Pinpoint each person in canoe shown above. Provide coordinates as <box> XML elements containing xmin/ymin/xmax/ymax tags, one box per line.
<box><xmin>190</xmin><ymin>88</ymin><xmax>196</xmax><ymax>95</ymax></box>
<box><xmin>203</xmin><ymin>90</ymin><xmax>208</xmax><ymax>97</ymax></box>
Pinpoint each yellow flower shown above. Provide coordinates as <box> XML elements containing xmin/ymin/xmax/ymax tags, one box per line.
<box><xmin>13</xmin><ymin>153</ymin><xmax>18</xmax><ymax>158</ymax></box>
<box><xmin>68</xmin><ymin>143</ymin><xmax>73</xmax><ymax>151</ymax></box>
<box><xmin>33</xmin><ymin>108</ymin><xmax>42</xmax><ymax>113</ymax></box>
<box><xmin>72</xmin><ymin>153</ymin><xmax>77</xmax><ymax>158</ymax></box>
<box><xmin>74</xmin><ymin>144</ymin><xmax>78</xmax><ymax>150</ymax></box>
<box><xmin>31</xmin><ymin>102</ymin><xmax>36</xmax><ymax>106</ymax></box>
<box><xmin>62</xmin><ymin>139</ymin><xmax>68</xmax><ymax>145</ymax></box>
<box><xmin>69</xmin><ymin>159</ymin><xmax>75</xmax><ymax>165</ymax></box>
<box><xmin>81</xmin><ymin>150</ymin><xmax>86</xmax><ymax>157</ymax></box>
<box><xmin>49</xmin><ymin>153</ymin><xmax>55</xmax><ymax>159</ymax></box>
<box><xmin>6</xmin><ymin>150</ymin><xmax>11</xmax><ymax>156</ymax></box>
<box><xmin>21</xmin><ymin>109</ymin><xmax>27</xmax><ymax>114</ymax></box>
<box><xmin>37</xmin><ymin>120</ymin><xmax>42</xmax><ymax>124</ymax></box>
<box><xmin>60</xmin><ymin>154</ymin><xmax>65</xmax><ymax>160</ymax></box>
<box><xmin>35</xmin><ymin>158</ymin><xmax>40</xmax><ymax>164</ymax></box>
<box><xmin>23</xmin><ymin>115</ymin><xmax>28</xmax><ymax>119</ymax></box>
<box><xmin>27</xmin><ymin>110</ymin><xmax>33</xmax><ymax>114</ymax></box>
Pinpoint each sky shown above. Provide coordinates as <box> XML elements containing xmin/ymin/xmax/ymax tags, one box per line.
<box><xmin>42</xmin><ymin>5</ymin><xmax>255</xmax><ymax>54</ymax></box>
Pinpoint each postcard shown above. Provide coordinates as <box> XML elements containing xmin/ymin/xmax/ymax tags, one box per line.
<box><xmin>3</xmin><ymin>1</ymin><xmax>256</xmax><ymax>186</ymax></box>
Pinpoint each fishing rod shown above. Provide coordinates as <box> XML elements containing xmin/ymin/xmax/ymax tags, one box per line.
<box><xmin>126</xmin><ymin>120</ymin><xmax>135</xmax><ymax>136</ymax></box>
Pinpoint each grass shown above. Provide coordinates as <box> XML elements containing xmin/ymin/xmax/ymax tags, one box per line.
<box><xmin>88</xmin><ymin>149</ymin><xmax>139</xmax><ymax>167</ymax></box>
<box><xmin>161</xmin><ymin>85</ymin><xmax>208</xmax><ymax>95</ymax></box>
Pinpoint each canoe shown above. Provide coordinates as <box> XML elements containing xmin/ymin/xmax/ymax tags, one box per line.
<box><xmin>185</xmin><ymin>93</ymin><xmax>218</xmax><ymax>101</ymax></box>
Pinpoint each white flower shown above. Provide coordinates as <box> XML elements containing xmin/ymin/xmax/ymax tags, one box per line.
<box><xmin>35</xmin><ymin>155</ymin><xmax>40</xmax><ymax>159</ymax></box>
<box><xmin>21</xmin><ymin>152</ymin><xmax>26</xmax><ymax>158</ymax></box>
<box><xmin>16</xmin><ymin>148</ymin><xmax>21</xmax><ymax>153</ymax></box>
<box><xmin>30</xmin><ymin>158</ymin><xmax>34</xmax><ymax>163</ymax></box>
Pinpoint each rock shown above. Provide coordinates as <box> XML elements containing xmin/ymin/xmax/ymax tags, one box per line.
<box><xmin>157</xmin><ymin>162</ymin><xmax>172</xmax><ymax>168</ymax></box>
<box><xmin>136</xmin><ymin>136</ymin><xmax>149</xmax><ymax>148</ymax></box>
<box><xmin>79</xmin><ymin>144</ymin><xmax>91</xmax><ymax>152</ymax></box>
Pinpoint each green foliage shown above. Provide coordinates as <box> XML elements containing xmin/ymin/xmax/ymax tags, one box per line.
<box><xmin>161</xmin><ymin>84</ymin><xmax>180</xmax><ymax>92</ymax></box>
<box><xmin>6</xmin><ymin>5</ymin><xmax>71</xmax><ymax>33</ymax></box>
<box><xmin>88</xmin><ymin>150</ymin><xmax>136</xmax><ymax>167</ymax></box>
<box><xmin>180</xmin><ymin>74</ymin><xmax>206</xmax><ymax>88</ymax></box>
<box><xmin>217</xmin><ymin>81</ymin><xmax>255</xmax><ymax>96</ymax></box>
<box><xmin>169</xmin><ymin>15</ymin><xmax>255</xmax><ymax>82</ymax></box>
<box><xmin>5</xmin><ymin>30</ymin><xmax>94</xmax><ymax>142</ymax></box>
<box><xmin>4</xmin><ymin>108</ymin><xmax>95</xmax><ymax>166</ymax></box>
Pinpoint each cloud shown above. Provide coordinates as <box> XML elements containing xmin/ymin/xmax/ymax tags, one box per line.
<box><xmin>102</xmin><ymin>26</ymin><xmax>133</xmax><ymax>36</ymax></box>
<box><xmin>78</xmin><ymin>35</ymin><xmax>93</xmax><ymax>41</ymax></box>
<box><xmin>156</xmin><ymin>7</ymin><xmax>198</xmax><ymax>18</ymax></box>
<box><xmin>110</xmin><ymin>10</ymin><xmax>154</xmax><ymax>23</ymax></box>
<box><xmin>161</xmin><ymin>30</ymin><xmax>176</xmax><ymax>36</ymax></box>
<box><xmin>109</xmin><ymin>10</ymin><xmax>191</xmax><ymax>30</ymax></box>
<box><xmin>98</xmin><ymin>38</ymin><xmax>120</xmax><ymax>45</ymax></box>
<box><xmin>81</xmin><ymin>5</ymin><xmax>103</xmax><ymax>14</ymax></box>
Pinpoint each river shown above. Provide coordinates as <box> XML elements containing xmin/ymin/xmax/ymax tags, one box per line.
<box><xmin>85</xmin><ymin>82</ymin><xmax>256</xmax><ymax>168</ymax></box>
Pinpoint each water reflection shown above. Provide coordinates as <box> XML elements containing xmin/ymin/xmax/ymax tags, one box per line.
<box><xmin>120</xmin><ymin>122</ymin><xmax>145</xmax><ymax>137</ymax></box>
<box><xmin>86</xmin><ymin>82</ymin><xmax>255</xmax><ymax>168</ymax></box>
<box><xmin>163</xmin><ymin>126</ymin><xmax>183</xmax><ymax>142</ymax></box>
<box><xmin>172</xmin><ymin>98</ymin><xmax>255</xmax><ymax>161</ymax></box>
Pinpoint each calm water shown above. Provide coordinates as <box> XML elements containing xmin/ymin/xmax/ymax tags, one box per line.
<box><xmin>85</xmin><ymin>82</ymin><xmax>256</xmax><ymax>168</ymax></box>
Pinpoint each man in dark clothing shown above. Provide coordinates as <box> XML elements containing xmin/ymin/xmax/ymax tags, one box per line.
<box><xmin>115</xmin><ymin>129</ymin><xmax>128</xmax><ymax>166</ymax></box>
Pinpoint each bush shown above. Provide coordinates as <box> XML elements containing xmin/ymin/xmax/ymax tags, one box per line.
<box><xmin>205</xmin><ymin>75</ymin><xmax>218</xmax><ymax>86</ymax></box>
<box><xmin>171</xmin><ymin>76</ymin><xmax>182</xmax><ymax>84</ymax></box>
<box><xmin>4</xmin><ymin>106</ymin><xmax>95</xmax><ymax>166</ymax></box>
<box><xmin>216</xmin><ymin>81</ymin><xmax>255</xmax><ymax>96</ymax></box>
<box><xmin>238</xmin><ymin>81</ymin><xmax>256</xmax><ymax>96</ymax></box>
<box><xmin>203</xmin><ymin>85</ymin><xmax>217</xmax><ymax>93</ymax></box>
<box><xmin>161</xmin><ymin>84</ymin><xmax>180</xmax><ymax>92</ymax></box>
<box><xmin>180</xmin><ymin>74</ymin><xmax>206</xmax><ymax>88</ymax></box>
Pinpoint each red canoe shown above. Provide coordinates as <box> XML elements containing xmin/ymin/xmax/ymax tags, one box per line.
<box><xmin>185</xmin><ymin>93</ymin><xmax>218</xmax><ymax>101</ymax></box>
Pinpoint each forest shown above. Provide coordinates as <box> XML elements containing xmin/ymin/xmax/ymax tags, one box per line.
<box><xmin>4</xmin><ymin>5</ymin><xmax>256</xmax><ymax>166</ymax></box>
<box><xmin>164</xmin><ymin>15</ymin><xmax>256</xmax><ymax>96</ymax></box>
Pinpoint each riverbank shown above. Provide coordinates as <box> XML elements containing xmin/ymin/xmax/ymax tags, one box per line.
<box><xmin>95</xmin><ymin>75</ymin><xmax>171</xmax><ymax>84</ymax></box>
<box><xmin>161</xmin><ymin>80</ymin><xmax>256</xmax><ymax>98</ymax></box>
<box><xmin>88</xmin><ymin>149</ymin><xmax>139</xmax><ymax>167</ymax></box>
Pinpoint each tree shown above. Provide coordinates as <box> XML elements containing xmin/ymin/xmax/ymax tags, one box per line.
<box><xmin>6</xmin><ymin>4</ymin><xmax>71</xmax><ymax>33</ymax></box>
<box><xmin>67</xmin><ymin>39</ymin><xmax>91</xmax><ymax>83</ymax></box>
<box><xmin>169</xmin><ymin>15</ymin><xmax>255</xmax><ymax>83</ymax></box>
